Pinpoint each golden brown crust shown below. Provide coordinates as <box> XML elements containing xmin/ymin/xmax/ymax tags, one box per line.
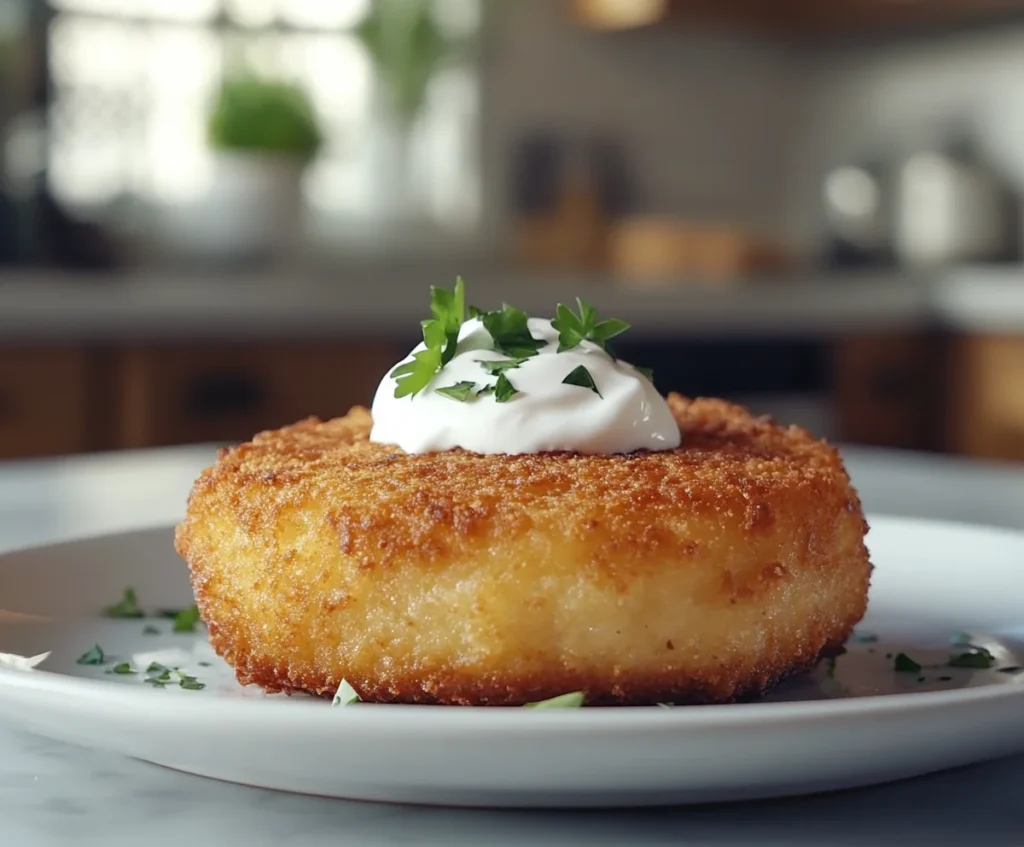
<box><xmin>175</xmin><ymin>394</ymin><xmax>872</xmax><ymax>706</ymax></box>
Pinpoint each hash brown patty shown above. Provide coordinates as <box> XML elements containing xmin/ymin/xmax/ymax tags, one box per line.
<box><xmin>174</xmin><ymin>395</ymin><xmax>872</xmax><ymax>706</ymax></box>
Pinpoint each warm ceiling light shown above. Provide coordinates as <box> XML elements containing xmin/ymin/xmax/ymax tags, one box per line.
<box><xmin>574</xmin><ymin>0</ymin><xmax>669</xmax><ymax>30</ymax></box>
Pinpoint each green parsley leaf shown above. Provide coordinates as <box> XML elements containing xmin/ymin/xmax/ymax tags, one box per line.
<box><xmin>332</xmin><ymin>678</ymin><xmax>361</xmax><ymax>707</ymax></box>
<box><xmin>948</xmin><ymin>649</ymin><xmax>997</xmax><ymax>669</ymax></box>
<box><xmin>76</xmin><ymin>644</ymin><xmax>106</xmax><ymax>666</ymax></box>
<box><xmin>480</xmin><ymin>304</ymin><xmax>544</xmax><ymax>359</ymax></box>
<box><xmin>894</xmin><ymin>653</ymin><xmax>922</xmax><ymax>673</ymax></box>
<box><xmin>551</xmin><ymin>298</ymin><xmax>630</xmax><ymax>354</ymax></box>
<box><xmin>562</xmin><ymin>365</ymin><xmax>602</xmax><ymax>398</ymax></box>
<box><xmin>494</xmin><ymin>372</ymin><xmax>519</xmax><ymax>403</ymax></box>
<box><xmin>146</xmin><ymin>662</ymin><xmax>172</xmax><ymax>683</ymax></box>
<box><xmin>106</xmin><ymin>662</ymin><xmax>135</xmax><ymax>675</ymax></box>
<box><xmin>468</xmin><ymin>304</ymin><xmax>485</xmax><ymax>319</ymax></box>
<box><xmin>142</xmin><ymin>624</ymin><xmax>161</xmax><ymax>636</ymax></box>
<box><xmin>429</xmin><ymin>276</ymin><xmax>466</xmax><ymax>366</ymax></box>
<box><xmin>104</xmin><ymin>586</ymin><xmax>144</xmax><ymax>619</ymax></box>
<box><xmin>179</xmin><ymin>678</ymin><xmax>206</xmax><ymax>691</ymax></box>
<box><xmin>523</xmin><ymin>691</ymin><xmax>585</xmax><ymax>709</ymax></box>
<box><xmin>478</xmin><ymin>358</ymin><xmax>523</xmax><ymax>376</ymax></box>
<box><xmin>477</xmin><ymin>384</ymin><xmax>496</xmax><ymax>397</ymax></box>
<box><xmin>390</xmin><ymin>279</ymin><xmax>469</xmax><ymax>399</ymax></box>
<box><xmin>172</xmin><ymin>605</ymin><xmax>201</xmax><ymax>633</ymax></box>
<box><xmin>435</xmin><ymin>381</ymin><xmax>479</xmax><ymax>402</ymax></box>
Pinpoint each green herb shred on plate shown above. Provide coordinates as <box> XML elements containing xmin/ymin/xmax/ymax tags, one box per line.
<box><xmin>172</xmin><ymin>605</ymin><xmax>201</xmax><ymax>633</ymax></box>
<box><xmin>104</xmin><ymin>586</ymin><xmax>145</xmax><ymax>619</ymax></box>
<box><xmin>107</xmin><ymin>662</ymin><xmax>135</xmax><ymax>675</ymax></box>
<box><xmin>893</xmin><ymin>653</ymin><xmax>922</xmax><ymax>673</ymax></box>
<box><xmin>332</xmin><ymin>679</ymin><xmax>361</xmax><ymax>707</ymax></box>
<box><xmin>948</xmin><ymin>648</ymin><xmax>997</xmax><ymax>669</ymax></box>
<box><xmin>76</xmin><ymin>644</ymin><xmax>106</xmax><ymax>666</ymax></box>
<box><xmin>493</xmin><ymin>372</ymin><xmax>519</xmax><ymax>403</ymax></box>
<box><xmin>523</xmin><ymin>691</ymin><xmax>585</xmax><ymax>709</ymax></box>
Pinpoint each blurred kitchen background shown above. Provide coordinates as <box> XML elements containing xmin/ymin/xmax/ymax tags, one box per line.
<box><xmin>5</xmin><ymin>0</ymin><xmax>1024</xmax><ymax>461</ymax></box>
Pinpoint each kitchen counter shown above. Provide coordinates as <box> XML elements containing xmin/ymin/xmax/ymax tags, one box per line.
<box><xmin>0</xmin><ymin>267</ymin><xmax>939</xmax><ymax>342</ymax></box>
<box><xmin>2</xmin><ymin>265</ymin><xmax>1024</xmax><ymax>343</ymax></box>
<box><xmin>2</xmin><ymin>443</ymin><xmax>1023</xmax><ymax>845</ymax></box>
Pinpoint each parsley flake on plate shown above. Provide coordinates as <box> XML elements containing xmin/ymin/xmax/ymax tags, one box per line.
<box><xmin>523</xmin><ymin>691</ymin><xmax>585</xmax><ymax>709</ymax></box>
<box><xmin>332</xmin><ymin>679</ymin><xmax>361</xmax><ymax>707</ymax></box>
<box><xmin>893</xmin><ymin>653</ymin><xmax>922</xmax><ymax>673</ymax></box>
<box><xmin>562</xmin><ymin>365</ymin><xmax>602</xmax><ymax>398</ymax></box>
<box><xmin>478</xmin><ymin>358</ymin><xmax>524</xmax><ymax>376</ymax></box>
<box><xmin>103</xmin><ymin>586</ymin><xmax>144</xmax><ymax>619</ymax></box>
<box><xmin>172</xmin><ymin>605</ymin><xmax>201</xmax><ymax>633</ymax></box>
<box><xmin>76</xmin><ymin>644</ymin><xmax>106</xmax><ymax>666</ymax></box>
<box><xmin>106</xmin><ymin>662</ymin><xmax>135</xmax><ymax>675</ymax></box>
<box><xmin>948</xmin><ymin>648</ymin><xmax>997</xmax><ymax>670</ymax></box>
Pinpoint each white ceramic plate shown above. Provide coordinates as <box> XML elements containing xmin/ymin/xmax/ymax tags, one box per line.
<box><xmin>0</xmin><ymin>516</ymin><xmax>1022</xmax><ymax>808</ymax></box>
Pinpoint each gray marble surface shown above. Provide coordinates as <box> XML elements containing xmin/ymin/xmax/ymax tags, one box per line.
<box><xmin>1</xmin><ymin>444</ymin><xmax>1023</xmax><ymax>846</ymax></box>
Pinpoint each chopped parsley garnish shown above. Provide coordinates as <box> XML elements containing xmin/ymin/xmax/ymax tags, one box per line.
<box><xmin>435</xmin><ymin>381</ymin><xmax>479</xmax><ymax>402</ymax></box>
<box><xmin>524</xmin><ymin>691</ymin><xmax>585</xmax><ymax>709</ymax></box>
<box><xmin>104</xmin><ymin>587</ymin><xmax>144</xmax><ymax>619</ymax></box>
<box><xmin>894</xmin><ymin>653</ymin><xmax>922</xmax><ymax>673</ymax></box>
<box><xmin>551</xmin><ymin>298</ymin><xmax>629</xmax><ymax>354</ymax></box>
<box><xmin>948</xmin><ymin>648</ymin><xmax>997</xmax><ymax>669</ymax></box>
<box><xmin>107</xmin><ymin>662</ymin><xmax>135</xmax><ymax>675</ymax></box>
<box><xmin>175</xmin><ymin>669</ymin><xmax>205</xmax><ymax>691</ymax></box>
<box><xmin>172</xmin><ymin>605</ymin><xmax>201</xmax><ymax>633</ymax></box>
<box><xmin>76</xmin><ymin>644</ymin><xmax>106</xmax><ymax>666</ymax></box>
<box><xmin>198</xmin><ymin>661</ymin><xmax>212</xmax><ymax>668</ymax></box>
<box><xmin>479</xmin><ymin>303</ymin><xmax>544</xmax><ymax>359</ymax></box>
<box><xmin>478</xmin><ymin>358</ymin><xmax>524</xmax><ymax>376</ymax></box>
<box><xmin>390</xmin><ymin>278</ymin><xmax>467</xmax><ymax>398</ymax></box>
<box><xmin>142</xmin><ymin>624</ymin><xmax>161</xmax><ymax>636</ymax></box>
<box><xmin>145</xmin><ymin>662</ymin><xmax>172</xmax><ymax>682</ymax></box>
<box><xmin>494</xmin><ymin>372</ymin><xmax>519</xmax><ymax>403</ymax></box>
<box><xmin>332</xmin><ymin>679</ymin><xmax>360</xmax><ymax>707</ymax></box>
<box><xmin>562</xmin><ymin>365</ymin><xmax>601</xmax><ymax>397</ymax></box>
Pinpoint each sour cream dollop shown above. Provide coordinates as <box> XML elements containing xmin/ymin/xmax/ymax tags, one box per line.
<box><xmin>370</xmin><ymin>317</ymin><xmax>681</xmax><ymax>455</ymax></box>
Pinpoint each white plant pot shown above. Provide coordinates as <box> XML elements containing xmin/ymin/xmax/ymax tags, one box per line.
<box><xmin>162</xmin><ymin>152</ymin><xmax>307</xmax><ymax>265</ymax></box>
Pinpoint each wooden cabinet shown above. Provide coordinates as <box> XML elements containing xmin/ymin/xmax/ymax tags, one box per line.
<box><xmin>832</xmin><ymin>334</ymin><xmax>940</xmax><ymax>451</ymax></box>
<box><xmin>572</xmin><ymin>0</ymin><xmax>1024</xmax><ymax>36</ymax></box>
<box><xmin>114</xmin><ymin>342</ymin><xmax>402</xmax><ymax>449</ymax></box>
<box><xmin>947</xmin><ymin>336</ymin><xmax>1024</xmax><ymax>462</ymax></box>
<box><xmin>0</xmin><ymin>348</ymin><xmax>102</xmax><ymax>459</ymax></box>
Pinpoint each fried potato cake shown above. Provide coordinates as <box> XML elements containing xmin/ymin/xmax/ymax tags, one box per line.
<box><xmin>174</xmin><ymin>394</ymin><xmax>871</xmax><ymax>706</ymax></box>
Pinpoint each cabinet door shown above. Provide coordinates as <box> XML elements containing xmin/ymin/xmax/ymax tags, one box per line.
<box><xmin>115</xmin><ymin>342</ymin><xmax>403</xmax><ymax>449</ymax></box>
<box><xmin>0</xmin><ymin>348</ymin><xmax>98</xmax><ymax>458</ymax></box>
<box><xmin>832</xmin><ymin>335</ymin><xmax>939</xmax><ymax>451</ymax></box>
<box><xmin>948</xmin><ymin>336</ymin><xmax>1024</xmax><ymax>462</ymax></box>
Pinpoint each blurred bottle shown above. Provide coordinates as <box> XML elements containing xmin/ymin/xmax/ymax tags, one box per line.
<box><xmin>893</xmin><ymin>137</ymin><xmax>1015</xmax><ymax>268</ymax></box>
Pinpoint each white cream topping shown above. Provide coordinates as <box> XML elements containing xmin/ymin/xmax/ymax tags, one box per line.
<box><xmin>370</xmin><ymin>317</ymin><xmax>681</xmax><ymax>455</ymax></box>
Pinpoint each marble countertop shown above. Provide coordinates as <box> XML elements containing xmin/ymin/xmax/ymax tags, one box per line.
<box><xmin>2</xmin><ymin>444</ymin><xmax>1023</xmax><ymax>845</ymax></box>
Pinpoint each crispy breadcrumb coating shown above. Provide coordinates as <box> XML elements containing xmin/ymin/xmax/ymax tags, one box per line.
<box><xmin>175</xmin><ymin>394</ymin><xmax>871</xmax><ymax>706</ymax></box>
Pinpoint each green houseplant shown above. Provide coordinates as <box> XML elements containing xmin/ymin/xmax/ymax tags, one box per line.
<box><xmin>190</xmin><ymin>75</ymin><xmax>323</xmax><ymax>263</ymax></box>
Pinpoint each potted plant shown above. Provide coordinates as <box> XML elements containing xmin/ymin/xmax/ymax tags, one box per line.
<box><xmin>172</xmin><ymin>75</ymin><xmax>323</xmax><ymax>264</ymax></box>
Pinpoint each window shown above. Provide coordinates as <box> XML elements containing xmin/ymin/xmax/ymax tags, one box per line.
<box><xmin>46</xmin><ymin>0</ymin><xmax>481</xmax><ymax>243</ymax></box>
